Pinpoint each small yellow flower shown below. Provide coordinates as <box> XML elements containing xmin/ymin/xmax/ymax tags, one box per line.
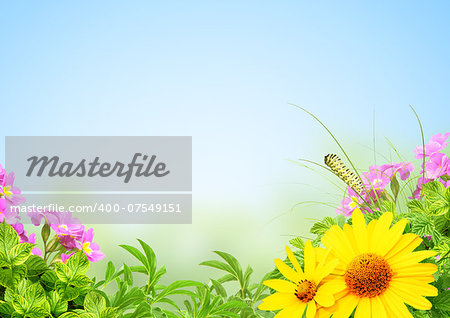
<box><xmin>319</xmin><ymin>209</ymin><xmax>438</xmax><ymax>318</ymax></box>
<box><xmin>258</xmin><ymin>241</ymin><xmax>341</xmax><ymax>317</ymax></box>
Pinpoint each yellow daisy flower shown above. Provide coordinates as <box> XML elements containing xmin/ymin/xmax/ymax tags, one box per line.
<box><xmin>320</xmin><ymin>209</ymin><xmax>438</xmax><ymax>318</ymax></box>
<box><xmin>258</xmin><ymin>240</ymin><xmax>340</xmax><ymax>317</ymax></box>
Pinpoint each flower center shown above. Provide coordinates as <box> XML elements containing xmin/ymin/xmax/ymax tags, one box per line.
<box><xmin>3</xmin><ymin>186</ymin><xmax>12</xmax><ymax>198</ymax></box>
<box><xmin>82</xmin><ymin>242</ymin><xmax>92</xmax><ymax>255</ymax></box>
<box><xmin>349</xmin><ymin>197</ymin><xmax>359</xmax><ymax>209</ymax></box>
<box><xmin>345</xmin><ymin>253</ymin><xmax>393</xmax><ymax>298</ymax></box>
<box><xmin>295</xmin><ymin>279</ymin><xmax>317</xmax><ymax>302</ymax></box>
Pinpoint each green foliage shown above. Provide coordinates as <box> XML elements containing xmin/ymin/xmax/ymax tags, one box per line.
<box><xmin>0</xmin><ymin>221</ymin><xmax>269</xmax><ymax>317</ymax></box>
<box><xmin>422</xmin><ymin>181</ymin><xmax>450</xmax><ymax>216</ymax></box>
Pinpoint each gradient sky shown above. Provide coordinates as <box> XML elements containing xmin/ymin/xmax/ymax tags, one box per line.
<box><xmin>1</xmin><ymin>1</ymin><xmax>449</xmax><ymax>282</ymax></box>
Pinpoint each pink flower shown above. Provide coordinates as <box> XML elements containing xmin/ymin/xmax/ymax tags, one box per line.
<box><xmin>379</xmin><ymin>162</ymin><xmax>414</xmax><ymax>180</ymax></box>
<box><xmin>52</xmin><ymin>223</ymin><xmax>85</xmax><ymax>250</ymax></box>
<box><xmin>61</xmin><ymin>252</ymin><xmax>75</xmax><ymax>263</ymax></box>
<box><xmin>28</xmin><ymin>209</ymin><xmax>72</xmax><ymax>226</ymax></box>
<box><xmin>0</xmin><ymin>165</ymin><xmax>5</xmax><ymax>186</ymax></box>
<box><xmin>75</xmin><ymin>228</ymin><xmax>105</xmax><ymax>262</ymax></box>
<box><xmin>414</xmin><ymin>133</ymin><xmax>450</xmax><ymax>159</ymax></box>
<box><xmin>49</xmin><ymin>213</ymin><xmax>85</xmax><ymax>250</ymax></box>
<box><xmin>26</xmin><ymin>233</ymin><xmax>43</xmax><ymax>257</ymax></box>
<box><xmin>410</xmin><ymin>177</ymin><xmax>433</xmax><ymax>199</ymax></box>
<box><xmin>361</xmin><ymin>167</ymin><xmax>391</xmax><ymax>200</ymax></box>
<box><xmin>424</xmin><ymin>153</ymin><xmax>449</xmax><ymax>179</ymax></box>
<box><xmin>10</xmin><ymin>224</ymin><xmax>43</xmax><ymax>257</ymax></box>
<box><xmin>0</xmin><ymin>170</ymin><xmax>25</xmax><ymax>206</ymax></box>
<box><xmin>28</xmin><ymin>209</ymin><xmax>85</xmax><ymax>250</ymax></box>
<box><xmin>337</xmin><ymin>195</ymin><xmax>360</xmax><ymax>216</ymax></box>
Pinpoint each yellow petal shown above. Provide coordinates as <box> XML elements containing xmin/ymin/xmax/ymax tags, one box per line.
<box><xmin>331</xmin><ymin>294</ymin><xmax>360</xmax><ymax>318</ymax></box>
<box><xmin>322</xmin><ymin>226</ymin><xmax>355</xmax><ymax>264</ymax></box>
<box><xmin>390</xmin><ymin>284</ymin><xmax>433</xmax><ymax>310</ymax></box>
<box><xmin>286</xmin><ymin>245</ymin><xmax>303</xmax><ymax>274</ymax></box>
<box><xmin>320</xmin><ymin>277</ymin><xmax>347</xmax><ymax>294</ymax></box>
<box><xmin>378</xmin><ymin>218</ymin><xmax>409</xmax><ymax>257</ymax></box>
<box><xmin>354</xmin><ymin>297</ymin><xmax>371</xmax><ymax>318</ymax></box>
<box><xmin>314</xmin><ymin>289</ymin><xmax>335</xmax><ymax>307</ymax></box>
<box><xmin>371</xmin><ymin>296</ymin><xmax>389</xmax><ymax>318</ymax></box>
<box><xmin>263</xmin><ymin>279</ymin><xmax>297</xmax><ymax>293</ymax></box>
<box><xmin>366</xmin><ymin>219</ymin><xmax>377</xmax><ymax>247</ymax></box>
<box><xmin>390</xmin><ymin>279</ymin><xmax>438</xmax><ymax>297</ymax></box>
<box><xmin>275</xmin><ymin>258</ymin><xmax>302</xmax><ymax>283</ymax></box>
<box><xmin>352</xmin><ymin>209</ymin><xmax>369</xmax><ymax>253</ymax></box>
<box><xmin>258</xmin><ymin>292</ymin><xmax>298</xmax><ymax>311</ymax></box>
<box><xmin>274</xmin><ymin>301</ymin><xmax>306</xmax><ymax>318</ymax></box>
<box><xmin>343</xmin><ymin>223</ymin><xmax>360</xmax><ymax>255</ymax></box>
<box><xmin>312</xmin><ymin>257</ymin><xmax>339</xmax><ymax>284</ymax></box>
<box><xmin>392</xmin><ymin>263</ymin><xmax>437</xmax><ymax>278</ymax></box>
<box><xmin>304</xmin><ymin>240</ymin><xmax>316</xmax><ymax>276</ymax></box>
<box><xmin>389</xmin><ymin>250</ymin><xmax>437</xmax><ymax>269</ymax></box>
<box><xmin>385</xmin><ymin>233</ymin><xmax>421</xmax><ymax>261</ymax></box>
<box><xmin>305</xmin><ymin>300</ymin><xmax>316</xmax><ymax>318</ymax></box>
<box><xmin>370</xmin><ymin>212</ymin><xmax>393</xmax><ymax>253</ymax></box>
<box><xmin>380</xmin><ymin>290</ymin><xmax>413</xmax><ymax>318</ymax></box>
<box><xmin>316</xmin><ymin>307</ymin><xmax>333</xmax><ymax>318</ymax></box>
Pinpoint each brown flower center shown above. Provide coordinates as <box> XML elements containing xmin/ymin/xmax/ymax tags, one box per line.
<box><xmin>345</xmin><ymin>253</ymin><xmax>393</xmax><ymax>298</ymax></box>
<box><xmin>295</xmin><ymin>279</ymin><xmax>317</xmax><ymax>302</ymax></box>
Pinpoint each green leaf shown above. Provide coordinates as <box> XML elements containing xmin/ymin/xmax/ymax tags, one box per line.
<box><xmin>409</xmin><ymin>213</ymin><xmax>442</xmax><ymax>245</ymax></box>
<box><xmin>111</xmin><ymin>286</ymin><xmax>144</xmax><ymax>310</ymax></box>
<box><xmin>407</xmin><ymin>199</ymin><xmax>429</xmax><ymax>214</ymax></box>
<box><xmin>54</xmin><ymin>262</ymin><xmax>72</xmax><ymax>283</ymax></box>
<box><xmin>70</xmin><ymin>274</ymin><xmax>92</xmax><ymax>287</ymax></box>
<box><xmin>66</xmin><ymin>251</ymin><xmax>90</xmax><ymax>276</ymax></box>
<box><xmin>105</xmin><ymin>261</ymin><xmax>115</xmax><ymax>283</ymax></box>
<box><xmin>123</xmin><ymin>263</ymin><xmax>133</xmax><ymax>287</ymax></box>
<box><xmin>0</xmin><ymin>301</ymin><xmax>14</xmax><ymax>316</ymax></box>
<box><xmin>390</xmin><ymin>174</ymin><xmax>400</xmax><ymax>199</ymax></box>
<box><xmin>84</xmin><ymin>291</ymin><xmax>107</xmax><ymax>316</ymax></box>
<box><xmin>137</xmin><ymin>239</ymin><xmax>157</xmax><ymax>276</ymax></box>
<box><xmin>210</xmin><ymin>279</ymin><xmax>227</xmax><ymax>298</ymax></box>
<box><xmin>100</xmin><ymin>307</ymin><xmax>119</xmax><ymax>318</ymax></box>
<box><xmin>58</xmin><ymin>313</ymin><xmax>81</xmax><ymax>318</ymax></box>
<box><xmin>0</xmin><ymin>222</ymin><xmax>20</xmax><ymax>255</ymax></box>
<box><xmin>0</xmin><ymin>265</ymin><xmax>27</xmax><ymax>288</ymax></box>
<box><xmin>25</xmin><ymin>255</ymin><xmax>48</xmax><ymax>277</ymax></box>
<box><xmin>40</xmin><ymin>271</ymin><xmax>58</xmax><ymax>289</ymax></box>
<box><xmin>433</xmin><ymin>290</ymin><xmax>450</xmax><ymax>311</ymax></box>
<box><xmin>24</xmin><ymin>283</ymin><xmax>46</xmax><ymax>308</ymax></box>
<box><xmin>48</xmin><ymin>290</ymin><xmax>68</xmax><ymax>317</ymax></box>
<box><xmin>119</xmin><ymin>245</ymin><xmax>148</xmax><ymax>273</ymax></box>
<box><xmin>289</xmin><ymin>237</ymin><xmax>305</xmax><ymax>250</ymax></box>
<box><xmin>153</xmin><ymin>280</ymin><xmax>203</xmax><ymax>304</ymax></box>
<box><xmin>55</xmin><ymin>281</ymin><xmax>79</xmax><ymax>301</ymax></box>
<box><xmin>335</xmin><ymin>214</ymin><xmax>346</xmax><ymax>227</ymax></box>
<box><xmin>0</xmin><ymin>251</ymin><xmax>9</xmax><ymax>268</ymax></box>
<box><xmin>41</xmin><ymin>224</ymin><xmax>51</xmax><ymax>244</ymax></box>
<box><xmin>310</xmin><ymin>217</ymin><xmax>336</xmax><ymax>236</ymax></box>
<box><xmin>11</xmin><ymin>294</ymin><xmax>28</xmax><ymax>314</ymax></box>
<box><xmin>23</xmin><ymin>306</ymin><xmax>50</xmax><ymax>318</ymax></box>
<box><xmin>10</xmin><ymin>243</ymin><xmax>34</xmax><ymax>266</ymax></box>
<box><xmin>382</xmin><ymin>200</ymin><xmax>396</xmax><ymax>215</ymax></box>
<box><xmin>423</xmin><ymin>181</ymin><xmax>450</xmax><ymax>215</ymax></box>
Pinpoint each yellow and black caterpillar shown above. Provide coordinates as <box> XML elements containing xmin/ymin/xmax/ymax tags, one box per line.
<box><xmin>324</xmin><ymin>154</ymin><xmax>364</xmax><ymax>194</ymax></box>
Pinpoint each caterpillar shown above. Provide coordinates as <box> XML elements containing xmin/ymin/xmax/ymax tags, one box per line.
<box><xmin>324</xmin><ymin>154</ymin><xmax>364</xmax><ymax>194</ymax></box>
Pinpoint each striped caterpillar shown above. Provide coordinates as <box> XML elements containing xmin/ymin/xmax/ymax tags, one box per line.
<box><xmin>324</xmin><ymin>154</ymin><xmax>364</xmax><ymax>194</ymax></box>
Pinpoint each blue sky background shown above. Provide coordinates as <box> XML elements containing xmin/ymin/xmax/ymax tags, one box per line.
<box><xmin>1</xmin><ymin>1</ymin><xmax>450</xmax><ymax>282</ymax></box>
